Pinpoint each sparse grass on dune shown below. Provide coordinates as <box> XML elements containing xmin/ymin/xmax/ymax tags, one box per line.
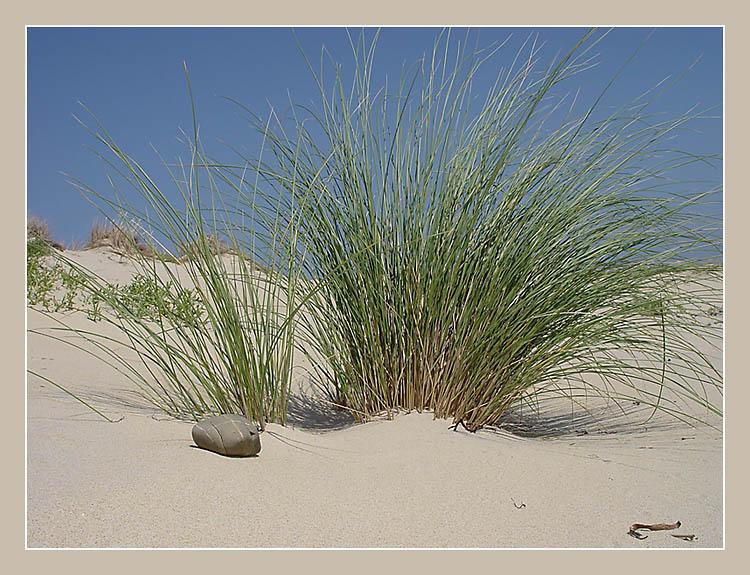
<box><xmin>177</xmin><ymin>233</ymin><xmax>231</xmax><ymax>260</ymax></box>
<box><xmin>241</xmin><ymin>29</ymin><xmax>722</xmax><ymax>431</ymax></box>
<box><xmin>27</xmin><ymin>215</ymin><xmax>51</xmax><ymax>242</ymax></box>
<box><xmin>27</xmin><ymin>215</ymin><xmax>66</xmax><ymax>252</ymax></box>
<box><xmin>86</xmin><ymin>220</ymin><xmax>158</xmax><ymax>258</ymax></box>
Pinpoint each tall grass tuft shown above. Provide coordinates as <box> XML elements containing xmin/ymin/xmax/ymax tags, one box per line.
<box><xmin>31</xmin><ymin>69</ymin><xmax>303</xmax><ymax>429</ymax></box>
<box><xmin>245</xmin><ymin>29</ymin><xmax>722</xmax><ymax>431</ymax></box>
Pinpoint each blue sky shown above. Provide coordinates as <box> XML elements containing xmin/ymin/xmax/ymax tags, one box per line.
<box><xmin>27</xmin><ymin>27</ymin><xmax>723</xmax><ymax>246</ymax></box>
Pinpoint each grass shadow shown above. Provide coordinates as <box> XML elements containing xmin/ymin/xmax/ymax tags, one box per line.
<box><xmin>485</xmin><ymin>402</ymin><xmax>687</xmax><ymax>441</ymax></box>
<box><xmin>285</xmin><ymin>392</ymin><xmax>356</xmax><ymax>432</ymax></box>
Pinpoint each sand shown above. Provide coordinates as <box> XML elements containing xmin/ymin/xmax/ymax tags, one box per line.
<box><xmin>26</xmin><ymin>248</ymin><xmax>723</xmax><ymax>548</ymax></box>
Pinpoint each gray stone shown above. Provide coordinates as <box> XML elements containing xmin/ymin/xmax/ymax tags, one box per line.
<box><xmin>191</xmin><ymin>414</ymin><xmax>261</xmax><ymax>457</ymax></box>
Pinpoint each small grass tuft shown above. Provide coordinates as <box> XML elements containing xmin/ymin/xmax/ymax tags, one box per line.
<box><xmin>27</xmin><ymin>215</ymin><xmax>51</xmax><ymax>242</ymax></box>
<box><xmin>86</xmin><ymin>220</ymin><xmax>157</xmax><ymax>257</ymax></box>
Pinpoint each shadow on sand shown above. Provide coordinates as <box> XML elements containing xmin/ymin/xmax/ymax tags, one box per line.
<box><xmin>285</xmin><ymin>392</ymin><xmax>356</xmax><ymax>432</ymax></box>
<box><xmin>486</xmin><ymin>402</ymin><xmax>687</xmax><ymax>441</ymax></box>
<box><xmin>33</xmin><ymin>378</ymin><xmax>704</xmax><ymax>441</ymax></box>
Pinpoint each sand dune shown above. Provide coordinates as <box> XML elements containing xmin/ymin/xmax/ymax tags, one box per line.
<box><xmin>26</xmin><ymin>249</ymin><xmax>723</xmax><ymax>548</ymax></box>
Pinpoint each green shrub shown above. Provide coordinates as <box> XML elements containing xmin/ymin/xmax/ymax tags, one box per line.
<box><xmin>83</xmin><ymin>275</ymin><xmax>206</xmax><ymax>326</ymax></box>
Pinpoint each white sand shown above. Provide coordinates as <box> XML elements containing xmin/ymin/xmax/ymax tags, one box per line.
<box><xmin>26</xmin><ymin>249</ymin><xmax>723</xmax><ymax>548</ymax></box>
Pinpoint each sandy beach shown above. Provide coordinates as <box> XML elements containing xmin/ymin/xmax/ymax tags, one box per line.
<box><xmin>26</xmin><ymin>248</ymin><xmax>723</xmax><ymax>549</ymax></box>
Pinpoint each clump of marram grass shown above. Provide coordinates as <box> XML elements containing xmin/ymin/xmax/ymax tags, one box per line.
<box><xmin>244</xmin><ymin>29</ymin><xmax>722</xmax><ymax>431</ymax></box>
<box><xmin>30</xmin><ymin>74</ymin><xmax>304</xmax><ymax>429</ymax></box>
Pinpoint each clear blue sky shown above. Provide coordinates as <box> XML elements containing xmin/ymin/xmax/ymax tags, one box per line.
<box><xmin>27</xmin><ymin>27</ymin><xmax>723</xmax><ymax>246</ymax></box>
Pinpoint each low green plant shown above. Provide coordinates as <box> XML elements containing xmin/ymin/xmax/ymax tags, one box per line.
<box><xmin>27</xmin><ymin>247</ymin><xmax>57</xmax><ymax>308</ymax></box>
<box><xmin>27</xmin><ymin>244</ymin><xmax>206</xmax><ymax>324</ymax></box>
<box><xmin>82</xmin><ymin>275</ymin><xmax>206</xmax><ymax>325</ymax></box>
<box><xmin>27</xmin><ymin>236</ymin><xmax>52</xmax><ymax>259</ymax></box>
<box><xmin>27</xmin><ymin>236</ymin><xmax>80</xmax><ymax>310</ymax></box>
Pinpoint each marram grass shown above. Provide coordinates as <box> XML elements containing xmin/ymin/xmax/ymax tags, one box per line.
<box><xmin>241</xmin><ymin>29</ymin><xmax>722</xmax><ymax>431</ymax></box>
<box><xmin>29</xmin><ymin>68</ymin><xmax>304</xmax><ymax>429</ymax></box>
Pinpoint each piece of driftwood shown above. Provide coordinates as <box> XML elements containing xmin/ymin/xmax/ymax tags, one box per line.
<box><xmin>627</xmin><ymin>521</ymin><xmax>681</xmax><ymax>540</ymax></box>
